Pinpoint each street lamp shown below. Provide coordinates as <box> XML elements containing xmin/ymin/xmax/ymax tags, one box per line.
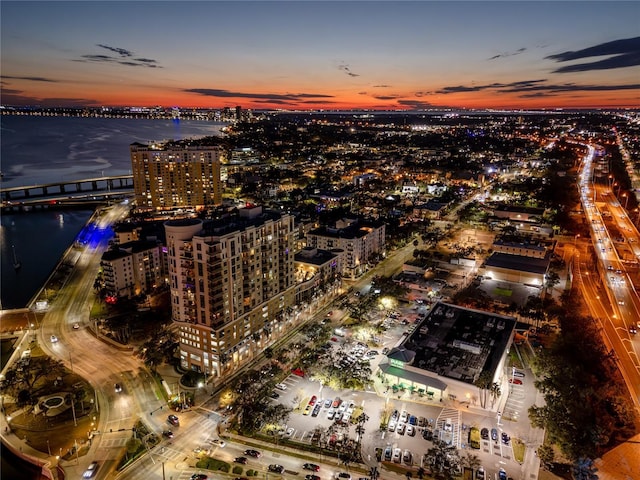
<box><xmin>622</xmin><ymin>193</ymin><xmax>629</xmax><ymax>210</ymax></box>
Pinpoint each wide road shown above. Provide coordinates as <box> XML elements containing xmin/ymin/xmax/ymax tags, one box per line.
<box><xmin>578</xmin><ymin>146</ymin><xmax>640</xmax><ymax>409</ymax></box>
<box><xmin>36</xmin><ymin>202</ymin><xmax>169</xmax><ymax>479</ymax></box>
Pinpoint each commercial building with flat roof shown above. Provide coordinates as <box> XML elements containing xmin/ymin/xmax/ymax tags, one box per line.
<box><xmin>378</xmin><ymin>302</ymin><xmax>516</xmax><ymax>408</ymax></box>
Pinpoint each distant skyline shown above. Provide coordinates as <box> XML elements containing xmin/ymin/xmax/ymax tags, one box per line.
<box><xmin>1</xmin><ymin>1</ymin><xmax>639</xmax><ymax>110</ymax></box>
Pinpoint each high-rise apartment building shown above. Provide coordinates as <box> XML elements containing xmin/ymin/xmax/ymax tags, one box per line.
<box><xmin>130</xmin><ymin>139</ymin><xmax>223</xmax><ymax>210</ymax></box>
<box><xmin>164</xmin><ymin>206</ymin><xmax>296</xmax><ymax>380</ymax></box>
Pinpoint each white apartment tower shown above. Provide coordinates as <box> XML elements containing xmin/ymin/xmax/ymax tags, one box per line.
<box><xmin>164</xmin><ymin>206</ymin><xmax>296</xmax><ymax>380</ymax></box>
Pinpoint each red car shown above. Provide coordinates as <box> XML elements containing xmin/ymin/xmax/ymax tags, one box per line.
<box><xmin>309</xmin><ymin>395</ymin><xmax>317</xmax><ymax>406</ymax></box>
<box><xmin>509</xmin><ymin>378</ymin><xmax>523</xmax><ymax>385</ymax></box>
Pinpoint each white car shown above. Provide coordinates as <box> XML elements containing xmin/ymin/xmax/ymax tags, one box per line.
<box><xmin>209</xmin><ymin>438</ymin><xmax>225</xmax><ymax>448</ymax></box>
<box><xmin>275</xmin><ymin>383</ymin><xmax>287</xmax><ymax>390</ymax></box>
<box><xmin>83</xmin><ymin>461</ymin><xmax>99</xmax><ymax>478</ymax></box>
<box><xmin>50</xmin><ymin>335</ymin><xmax>59</xmax><ymax>343</ymax></box>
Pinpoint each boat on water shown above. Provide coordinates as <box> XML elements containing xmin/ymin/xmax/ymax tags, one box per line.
<box><xmin>12</xmin><ymin>244</ymin><xmax>21</xmax><ymax>270</ymax></box>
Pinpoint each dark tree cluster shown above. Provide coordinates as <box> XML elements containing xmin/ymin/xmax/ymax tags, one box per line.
<box><xmin>529</xmin><ymin>308</ymin><xmax>637</xmax><ymax>460</ymax></box>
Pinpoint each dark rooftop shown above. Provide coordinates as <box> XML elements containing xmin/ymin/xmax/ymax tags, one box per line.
<box><xmin>400</xmin><ymin>302</ymin><xmax>516</xmax><ymax>385</ymax></box>
<box><xmin>484</xmin><ymin>252</ymin><xmax>550</xmax><ymax>275</ymax></box>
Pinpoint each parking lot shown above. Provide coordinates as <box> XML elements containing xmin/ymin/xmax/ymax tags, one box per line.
<box><xmin>258</xmin><ymin>298</ymin><xmax>534</xmax><ymax>480</ymax></box>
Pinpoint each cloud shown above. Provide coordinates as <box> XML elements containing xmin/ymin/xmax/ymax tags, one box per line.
<box><xmin>435</xmin><ymin>78</ymin><xmax>640</xmax><ymax>97</ymax></box>
<box><xmin>184</xmin><ymin>88</ymin><xmax>334</xmax><ymax>104</ymax></box>
<box><xmin>1</xmin><ymin>75</ymin><xmax>58</xmax><ymax>83</ymax></box>
<box><xmin>502</xmin><ymin>82</ymin><xmax>640</xmax><ymax>94</ymax></box>
<box><xmin>337</xmin><ymin>63</ymin><xmax>360</xmax><ymax>77</ymax></box>
<box><xmin>488</xmin><ymin>47</ymin><xmax>527</xmax><ymax>60</ymax></box>
<box><xmin>396</xmin><ymin>99</ymin><xmax>435</xmax><ymax>109</ymax></box>
<box><xmin>372</xmin><ymin>84</ymin><xmax>391</xmax><ymax>88</ymax></box>
<box><xmin>0</xmin><ymin>89</ymin><xmax>100</xmax><ymax>107</ymax></box>
<box><xmin>76</xmin><ymin>45</ymin><xmax>161</xmax><ymax>68</ymax></box>
<box><xmin>97</xmin><ymin>44</ymin><xmax>133</xmax><ymax>57</ymax></box>
<box><xmin>546</xmin><ymin>36</ymin><xmax>640</xmax><ymax>72</ymax></box>
<box><xmin>372</xmin><ymin>95</ymin><xmax>400</xmax><ymax>100</ymax></box>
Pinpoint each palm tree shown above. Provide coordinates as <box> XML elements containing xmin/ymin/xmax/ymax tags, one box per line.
<box><xmin>489</xmin><ymin>382</ymin><xmax>502</xmax><ymax>408</ymax></box>
<box><xmin>474</xmin><ymin>371</ymin><xmax>493</xmax><ymax>409</ymax></box>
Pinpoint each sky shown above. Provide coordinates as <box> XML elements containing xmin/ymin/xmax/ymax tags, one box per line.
<box><xmin>1</xmin><ymin>1</ymin><xmax>639</xmax><ymax>110</ymax></box>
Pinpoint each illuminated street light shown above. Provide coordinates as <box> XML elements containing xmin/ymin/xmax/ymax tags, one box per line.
<box><xmin>622</xmin><ymin>193</ymin><xmax>629</xmax><ymax>210</ymax></box>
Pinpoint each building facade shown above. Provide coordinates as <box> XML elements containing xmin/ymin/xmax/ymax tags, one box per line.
<box><xmin>131</xmin><ymin>140</ymin><xmax>223</xmax><ymax>210</ymax></box>
<box><xmin>100</xmin><ymin>240</ymin><xmax>165</xmax><ymax>298</ymax></box>
<box><xmin>306</xmin><ymin>218</ymin><xmax>385</xmax><ymax>279</ymax></box>
<box><xmin>164</xmin><ymin>207</ymin><xmax>297</xmax><ymax>380</ymax></box>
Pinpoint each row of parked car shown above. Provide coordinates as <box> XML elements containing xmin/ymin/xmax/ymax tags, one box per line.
<box><xmin>480</xmin><ymin>427</ymin><xmax>510</xmax><ymax>444</ymax></box>
<box><xmin>383</xmin><ymin>445</ymin><xmax>412</xmax><ymax>465</ymax></box>
<box><xmin>388</xmin><ymin>409</ymin><xmax>431</xmax><ymax>437</ymax></box>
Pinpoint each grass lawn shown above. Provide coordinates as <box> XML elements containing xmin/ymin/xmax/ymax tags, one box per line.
<box><xmin>513</xmin><ymin>438</ymin><xmax>526</xmax><ymax>463</ymax></box>
<box><xmin>494</xmin><ymin>287</ymin><xmax>513</xmax><ymax>297</ymax></box>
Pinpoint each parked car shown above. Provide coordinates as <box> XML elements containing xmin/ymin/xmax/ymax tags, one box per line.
<box><xmin>72</xmin><ymin>323</ymin><xmax>80</xmax><ymax>329</ymax></box>
<box><xmin>406</xmin><ymin>425</ymin><xmax>416</xmax><ymax>437</ymax></box>
<box><xmin>418</xmin><ymin>416</ymin><xmax>427</xmax><ymax>427</ymax></box>
<box><xmin>476</xmin><ymin>467</ymin><xmax>485</xmax><ymax>479</ymax></box>
<box><xmin>190</xmin><ymin>475</ymin><xmax>208</xmax><ymax>480</ymax></box>
<box><xmin>337</xmin><ymin>474</ymin><xmax>351</xmax><ymax>480</ymax></box>
<box><xmin>392</xmin><ymin>448</ymin><xmax>402</xmax><ymax>463</ymax></box>
<box><xmin>509</xmin><ymin>378</ymin><xmax>523</xmax><ymax>385</ymax></box>
<box><xmin>305</xmin><ymin>476</ymin><xmax>320</xmax><ymax>480</ymax></box>
<box><xmin>162</xmin><ymin>430</ymin><xmax>174</xmax><ymax>439</ymax></box>
<box><xmin>403</xmin><ymin>450</ymin><xmax>412</xmax><ymax>465</ymax></box>
<box><xmin>491</xmin><ymin>428</ymin><xmax>498</xmax><ymax>441</ymax></box>
<box><xmin>480</xmin><ymin>428</ymin><xmax>489</xmax><ymax>440</ymax></box>
<box><xmin>513</xmin><ymin>370</ymin><xmax>525</xmax><ymax>378</ymax></box>
<box><xmin>234</xmin><ymin>457</ymin><xmax>248</xmax><ymax>464</ymax></box>
<box><xmin>83</xmin><ymin>461</ymin><xmax>99</xmax><ymax>478</ymax></box>
<box><xmin>303</xmin><ymin>463</ymin><xmax>320</xmax><ymax>472</ymax></box>
<box><xmin>244</xmin><ymin>449</ymin><xmax>261</xmax><ymax>458</ymax></box>
<box><xmin>384</xmin><ymin>446</ymin><xmax>392</xmax><ymax>461</ymax></box>
<box><xmin>268</xmin><ymin>465</ymin><xmax>284</xmax><ymax>474</ymax></box>
<box><xmin>167</xmin><ymin>414</ymin><xmax>180</xmax><ymax>426</ymax></box>
<box><xmin>396</xmin><ymin>423</ymin><xmax>406</xmax><ymax>435</ymax></box>
<box><xmin>309</xmin><ymin>395</ymin><xmax>317</xmax><ymax>406</ymax></box>
<box><xmin>388</xmin><ymin>420</ymin><xmax>396</xmax><ymax>432</ymax></box>
<box><xmin>275</xmin><ymin>383</ymin><xmax>287</xmax><ymax>390</ymax></box>
<box><xmin>324</xmin><ymin>398</ymin><xmax>332</xmax><ymax>408</ymax></box>
<box><xmin>270</xmin><ymin>392</ymin><xmax>280</xmax><ymax>399</ymax></box>
<box><xmin>501</xmin><ymin>432</ymin><xmax>510</xmax><ymax>444</ymax></box>
<box><xmin>499</xmin><ymin>468</ymin><xmax>507</xmax><ymax>480</ymax></box>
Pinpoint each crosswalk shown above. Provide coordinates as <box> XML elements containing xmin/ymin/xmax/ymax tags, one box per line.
<box><xmin>435</xmin><ymin>407</ymin><xmax>461</xmax><ymax>447</ymax></box>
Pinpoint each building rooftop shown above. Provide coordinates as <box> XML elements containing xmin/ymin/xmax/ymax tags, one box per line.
<box><xmin>399</xmin><ymin>302</ymin><xmax>516</xmax><ymax>385</ymax></box>
<box><xmin>294</xmin><ymin>247</ymin><xmax>340</xmax><ymax>266</ymax></box>
<box><xmin>484</xmin><ymin>252</ymin><xmax>550</xmax><ymax>275</ymax></box>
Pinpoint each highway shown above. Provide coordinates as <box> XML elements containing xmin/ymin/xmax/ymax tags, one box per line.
<box><xmin>577</xmin><ymin>145</ymin><xmax>640</xmax><ymax>409</ymax></box>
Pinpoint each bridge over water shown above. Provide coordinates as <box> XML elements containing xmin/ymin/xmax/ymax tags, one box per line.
<box><xmin>1</xmin><ymin>175</ymin><xmax>134</xmax><ymax>211</ymax></box>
